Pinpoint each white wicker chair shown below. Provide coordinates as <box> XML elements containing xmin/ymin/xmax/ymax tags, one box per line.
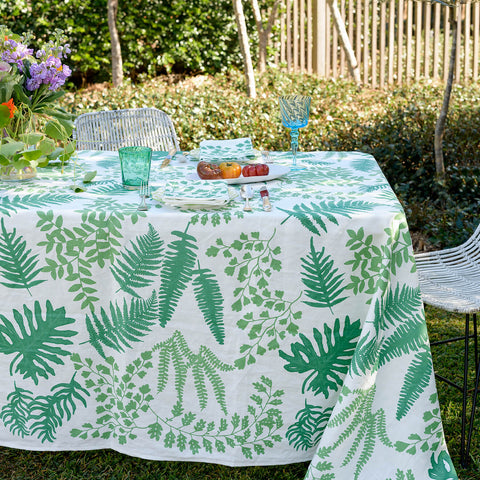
<box><xmin>415</xmin><ymin>222</ymin><xmax>480</xmax><ymax>466</ymax></box>
<box><xmin>73</xmin><ymin>107</ymin><xmax>180</xmax><ymax>151</ymax></box>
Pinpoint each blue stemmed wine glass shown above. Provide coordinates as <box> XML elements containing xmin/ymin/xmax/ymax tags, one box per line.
<box><xmin>279</xmin><ymin>95</ymin><xmax>311</xmax><ymax>170</ymax></box>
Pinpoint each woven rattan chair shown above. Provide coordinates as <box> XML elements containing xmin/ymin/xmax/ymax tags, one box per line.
<box><xmin>415</xmin><ymin>222</ymin><xmax>480</xmax><ymax>466</ymax></box>
<box><xmin>73</xmin><ymin>107</ymin><xmax>180</xmax><ymax>151</ymax></box>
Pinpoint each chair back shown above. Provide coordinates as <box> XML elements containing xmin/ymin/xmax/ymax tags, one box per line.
<box><xmin>73</xmin><ymin>108</ymin><xmax>180</xmax><ymax>152</ymax></box>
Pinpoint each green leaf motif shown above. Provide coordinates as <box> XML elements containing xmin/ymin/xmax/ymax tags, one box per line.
<box><xmin>328</xmin><ymin>386</ymin><xmax>392</xmax><ymax>480</ymax></box>
<box><xmin>301</xmin><ymin>238</ymin><xmax>347</xmax><ymax>312</ymax></box>
<box><xmin>0</xmin><ymin>193</ymin><xmax>74</xmax><ymax>217</ymax></box>
<box><xmin>1</xmin><ymin>376</ymin><xmax>89</xmax><ymax>443</ymax></box>
<box><xmin>0</xmin><ymin>385</ymin><xmax>33</xmax><ymax>438</ymax></box>
<box><xmin>279</xmin><ymin>199</ymin><xmax>377</xmax><ymax>236</ymax></box>
<box><xmin>111</xmin><ymin>223</ymin><xmax>164</xmax><ymax>298</ymax></box>
<box><xmin>154</xmin><ymin>331</ymin><xmax>233</xmax><ymax>414</ymax></box>
<box><xmin>0</xmin><ymin>218</ymin><xmax>45</xmax><ymax>293</ymax></box>
<box><xmin>386</xmin><ymin>469</ymin><xmax>416</xmax><ymax>480</ymax></box>
<box><xmin>192</xmin><ymin>261</ymin><xmax>225</xmax><ymax>344</ymax></box>
<box><xmin>29</xmin><ymin>376</ymin><xmax>90</xmax><ymax>443</ymax></box>
<box><xmin>280</xmin><ymin>316</ymin><xmax>362</xmax><ymax>397</ymax></box>
<box><xmin>86</xmin><ymin>290</ymin><xmax>158</xmax><ymax>358</ymax></box>
<box><xmin>379</xmin><ymin>313</ymin><xmax>428</xmax><ymax>367</ymax></box>
<box><xmin>0</xmin><ymin>300</ymin><xmax>77</xmax><ymax>384</ymax></box>
<box><xmin>428</xmin><ymin>451</ymin><xmax>457</xmax><ymax>480</ymax></box>
<box><xmin>286</xmin><ymin>400</ymin><xmax>333</xmax><ymax>450</ymax></box>
<box><xmin>350</xmin><ymin>283</ymin><xmax>424</xmax><ymax>377</ymax></box>
<box><xmin>158</xmin><ymin>228</ymin><xmax>198</xmax><ymax>327</ymax></box>
<box><xmin>397</xmin><ymin>348</ymin><xmax>432</xmax><ymax>420</ymax></box>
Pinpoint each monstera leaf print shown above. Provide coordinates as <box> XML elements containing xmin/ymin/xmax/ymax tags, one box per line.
<box><xmin>192</xmin><ymin>261</ymin><xmax>225</xmax><ymax>344</ymax></box>
<box><xmin>0</xmin><ymin>300</ymin><xmax>77</xmax><ymax>384</ymax></box>
<box><xmin>0</xmin><ymin>218</ymin><xmax>45</xmax><ymax>293</ymax></box>
<box><xmin>158</xmin><ymin>228</ymin><xmax>198</xmax><ymax>327</ymax></box>
<box><xmin>428</xmin><ymin>451</ymin><xmax>457</xmax><ymax>480</ymax></box>
<box><xmin>86</xmin><ymin>291</ymin><xmax>158</xmax><ymax>358</ymax></box>
<box><xmin>111</xmin><ymin>223</ymin><xmax>164</xmax><ymax>298</ymax></box>
<box><xmin>280</xmin><ymin>316</ymin><xmax>361</xmax><ymax>397</ymax></box>
<box><xmin>301</xmin><ymin>238</ymin><xmax>347</xmax><ymax>312</ymax></box>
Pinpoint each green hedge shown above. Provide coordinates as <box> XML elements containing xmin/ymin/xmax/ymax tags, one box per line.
<box><xmin>1</xmin><ymin>0</ymin><xmax>244</xmax><ymax>85</ymax></box>
<box><xmin>62</xmin><ymin>70</ymin><xmax>480</xmax><ymax>246</ymax></box>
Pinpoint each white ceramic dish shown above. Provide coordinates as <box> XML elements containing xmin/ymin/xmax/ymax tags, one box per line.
<box><xmin>187</xmin><ymin>164</ymin><xmax>290</xmax><ymax>185</ymax></box>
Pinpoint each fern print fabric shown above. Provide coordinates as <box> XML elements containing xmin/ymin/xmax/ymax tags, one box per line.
<box><xmin>0</xmin><ymin>150</ymin><xmax>457</xmax><ymax>479</ymax></box>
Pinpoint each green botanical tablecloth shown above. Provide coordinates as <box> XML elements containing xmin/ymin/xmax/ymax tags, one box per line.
<box><xmin>0</xmin><ymin>150</ymin><xmax>457</xmax><ymax>480</ymax></box>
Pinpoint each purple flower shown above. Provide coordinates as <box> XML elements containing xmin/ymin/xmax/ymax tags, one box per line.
<box><xmin>26</xmin><ymin>55</ymin><xmax>71</xmax><ymax>91</ymax></box>
<box><xmin>1</xmin><ymin>39</ymin><xmax>33</xmax><ymax>72</ymax></box>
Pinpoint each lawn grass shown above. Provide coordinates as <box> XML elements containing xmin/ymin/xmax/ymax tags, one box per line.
<box><xmin>0</xmin><ymin>306</ymin><xmax>479</xmax><ymax>479</ymax></box>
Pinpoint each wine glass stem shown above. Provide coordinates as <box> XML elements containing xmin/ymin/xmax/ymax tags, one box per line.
<box><xmin>290</xmin><ymin>128</ymin><xmax>299</xmax><ymax>167</ymax></box>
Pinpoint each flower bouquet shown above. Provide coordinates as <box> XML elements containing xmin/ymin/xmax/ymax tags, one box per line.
<box><xmin>0</xmin><ymin>27</ymin><xmax>75</xmax><ymax>180</ymax></box>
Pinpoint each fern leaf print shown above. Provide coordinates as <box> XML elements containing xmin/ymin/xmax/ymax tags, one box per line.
<box><xmin>158</xmin><ymin>227</ymin><xmax>198</xmax><ymax>327</ymax></box>
<box><xmin>192</xmin><ymin>261</ymin><xmax>225</xmax><ymax>344</ymax></box>
<box><xmin>111</xmin><ymin>223</ymin><xmax>164</xmax><ymax>297</ymax></box>
<box><xmin>301</xmin><ymin>238</ymin><xmax>347</xmax><ymax>312</ymax></box>
<box><xmin>0</xmin><ymin>218</ymin><xmax>45</xmax><ymax>293</ymax></box>
<box><xmin>86</xmin><ymin>291</ymin><xmax>158</xmax><ymax>358</ymax></box>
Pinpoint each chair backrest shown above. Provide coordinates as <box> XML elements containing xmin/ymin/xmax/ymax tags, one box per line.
<box><xmin>73</xmin><ymin>107</ymin><xmax>180</xmax><ymax>152</ymax></box>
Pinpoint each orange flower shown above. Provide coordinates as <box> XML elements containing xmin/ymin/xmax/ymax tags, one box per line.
<box><xmin>1</xmin><ymin>98</ymin><xmax>16</xmax><ymax>118</ymax></box>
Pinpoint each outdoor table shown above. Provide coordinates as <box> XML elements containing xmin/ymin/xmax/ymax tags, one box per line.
<box><xmin>0</xmin><ymin>150</ymin><xmax>457</xmax><ymax>479</ymax></box>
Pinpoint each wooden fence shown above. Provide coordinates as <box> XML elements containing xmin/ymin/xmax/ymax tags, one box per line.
<box><xmin>277</xmin><ymin>0</ymin><xmax>480</xmax><ymax>87</ymax></box>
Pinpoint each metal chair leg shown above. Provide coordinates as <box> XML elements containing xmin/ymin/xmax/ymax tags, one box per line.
<box><xmin>430</xmin><ymin>312</ymin><xmax>477</xmax><ymax>468</ymax></box>
<box><xmin>466</xmin><ymin>313</ymin><xmax>479</xmax><ymax>467</ymax></box>
<box><xmin>460</xmin><ymin>314</ymin><xmax>470</xmax><ymax>467</ymax></box>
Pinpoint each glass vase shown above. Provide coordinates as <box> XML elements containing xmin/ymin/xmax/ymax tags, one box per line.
<box><xmin>0</xmin><ymin>165</ymin><xmax>37</xmax><ymax>182</ymax></box>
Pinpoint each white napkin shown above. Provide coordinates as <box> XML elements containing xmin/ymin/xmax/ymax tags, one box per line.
<box><xmin>152</xmin><ymin>180</ymin><xmax>236</xmax><ymax>207</ymax></box>
<box><xmin>199</xmin><ymin>138</ymin><xmax>255</xmax><ymax>161</ymax></box>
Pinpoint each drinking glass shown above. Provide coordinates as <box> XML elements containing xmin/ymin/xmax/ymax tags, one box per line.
<box><xmin>118</xmin><ymin>146</ymin><xmax>152</xmax><ymax>190</ymax></box>
<box><xmin>279</xmin><ymin>95</ymin><xmax>311</xmax><ymax>170</ymax></box>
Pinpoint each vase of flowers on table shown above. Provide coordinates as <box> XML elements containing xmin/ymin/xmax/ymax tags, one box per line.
<box><xmin>0</xmin><ymin>27</ymin><xmax>75</xmax><ymax>181</ymax></box>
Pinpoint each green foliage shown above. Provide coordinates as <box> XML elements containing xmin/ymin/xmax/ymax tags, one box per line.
<box><xmin>154</xmin><ymin>330</ymin><xmax>234</xmax><ymax>413</ymax></box>
<box><xmin>286</xmin><ymin>401</ymin><xmax>333</xmax><ymax>451</ymax></box>
<box><xmin>0</xmin><ymin>218</ymin><xmax>45</xmax><ymax>292</ymax></box>
<box><xmin>37</xmin><ymin>203</ymin><xmax>141</xmax><ymax>310</ymax></box>
<box><xmin>0</xmin><ymin>376</ymin><xmax>89</xmax><ymax>443</ymax></box>
<box><xmin>300</xmin><ymin>238</ymin><xmax>347</xmax><ymax>312</ymax></box>
<box><xmin>72</xmin><ymin>352</ymin><xmax>283</xmax><ymax>457</ymax></box>
<box><xmin>279</xmin><ymin>199</ymin><xmax>378</xmax><ymax>236</ymax></box>
<box><xmin>85</xmin><ymin>291</ymin><xmax>158</xmax><ymax>358</ymax></box>
<box><xmin>111</xmin><ymin>223</ymin><xmax>164</xmax><ymax>298</ymax></box>
<box><xmin>0</xmin><ymin>0</ymin><xmax>244</xmax><ymax>84</ymax></box>
<box><xmin>279</xmin><ymin>317</ymin><xmax>362</xmax><ymax>398</ymax></box>
<box><xmin>192</xmin><ymin>261</ymin><xmax>225</xmax><ymax>345</ymax></box>
<box><xmin>0</xmin><ymin>300</ymin><xmax>77</xmax><ymax>384</ymax></box>
<box><xmin>158</xmin><ymin>226</ymin><xmax>198</xmax><ymax>327</ymax></box>
<box><xmin>394</xmin><ymin>393</ymin><xmax>444</xmax><ymax>457</ymax></box>
<box><xmin>322</xmin><ymin>385</ymin><xmax>393</xmax><ymax>480</ymax></box>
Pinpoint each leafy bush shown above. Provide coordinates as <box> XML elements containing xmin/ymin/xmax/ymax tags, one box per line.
<box><xmin>62</xmin><ymin>70</ymin><xmax>480</xmax><ymax>247</ymax></box>
<box><xmin>0</xmin><ymin>0</ymin><xmax>244</xmax><ymax>85</ymax></box>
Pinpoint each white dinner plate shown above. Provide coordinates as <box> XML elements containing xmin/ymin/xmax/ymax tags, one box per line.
<box><xmin>187</xmin><ymin>164</ymin><xmax>290</xmax><ymax>185</ymax></box>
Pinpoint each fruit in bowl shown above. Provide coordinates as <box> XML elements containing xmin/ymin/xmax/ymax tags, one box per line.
<box><xmin>219</xmin><ymin>161</ymin><xmax>241</xmax><ymax>179</ymax></box>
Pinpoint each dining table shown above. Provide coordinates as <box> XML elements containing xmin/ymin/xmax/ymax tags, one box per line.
<box><xmin>0</xmin><ymin>149</ymin><xmax>458</xmax><ymax>480</ymax></box>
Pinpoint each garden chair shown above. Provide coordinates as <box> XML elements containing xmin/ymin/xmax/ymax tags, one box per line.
<box><xmin>73</xmin><ymin>107</ymin><xmax>180</xmax><ymax>152</ymax></box>
<box><xmin>414</xmin><ymin>222</ymin><xmax>480</xmax><ymax>467</ymax></box>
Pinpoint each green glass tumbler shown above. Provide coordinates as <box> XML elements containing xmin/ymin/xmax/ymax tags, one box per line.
<box><xmin>118</xmin><ymin>146</ymin><xmax>152</xmax><ymax>190</ymax></box>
